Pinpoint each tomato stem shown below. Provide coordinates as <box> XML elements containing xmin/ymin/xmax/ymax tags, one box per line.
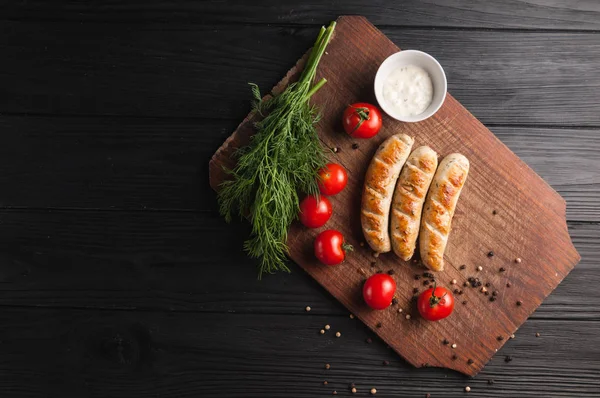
<box><xmin>342</xmin><ymin>242</ymin><xmax>354</xmax><ymax>253</ymax></box>
<box><xmin>350</xmin><ymin>106</ymin><xmax>371</xmax><ymax>134</ymax></box>
<box><xmin>429</xmin><ymin>282</ymin><xmax>447</xmax><ymax>308</ymax></box>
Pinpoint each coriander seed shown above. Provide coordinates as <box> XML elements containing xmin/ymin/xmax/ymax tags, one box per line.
<box><xmin>305</xmin><ymin>306</ymin><xmax>311</xmax><ymax>312</ymax></box>
<box><xmin>370</xmin><ymin>388</ymin><xmax>377</xmax><ymax>395</ymax></box>
<box><xmin>335</xmin><ymin>332</ymin><xmax>341</xmax><ymax>338</ymax></box>
<box><xmin>325</xmin><ymin>325</ymin><xmax>330</xmax><ymax>330</ymax></box>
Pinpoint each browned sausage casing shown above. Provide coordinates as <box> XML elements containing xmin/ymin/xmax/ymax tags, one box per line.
<box><xmin>391</xmin><ymin>146</ymin><xmax>438</xmax><ymax>261</ymax></box>
<box><xmin>361</xmin><ymin>133</ymin><xmax>414</xmax><ymax>253</ymax></box>
<box><xmin>419</xmin><ymin>153</ymin><xmax>470</xmax><ymax>271</ymax></box>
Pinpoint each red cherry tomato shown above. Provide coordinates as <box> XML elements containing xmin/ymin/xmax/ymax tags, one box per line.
<box><xmin>417</xmin><ymin>284</ymin><xmax>455</xmax><ymax>321</ymax></box>
<box><xmin>317</xmin><ymin>163</ymin><xmax>348</xmax><ymax>196</ymax></box>
<box><xmin>299</xmin><ymin>195</ymin><xmax>332</xmax><ymax>228</ymax></box>
<box><xmin>363</xmin><ymin>273</ymin><xmax>396</xmax><ymax>310</ymax></box>
<box><xmin>314</xmin><ymin>229</ymin><xmax>353</xmax><ymax>265</ymax></box>
<box><xmin>342</xmin><ymin>102</ymin><xmax>382</xmax><ymax>139</ymax></box>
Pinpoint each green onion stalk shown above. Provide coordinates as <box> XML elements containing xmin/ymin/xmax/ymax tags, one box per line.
<box><xmin>218</xmin><ymin>21</ymin><xmax>336</xmax><ymax>278</ymax></box>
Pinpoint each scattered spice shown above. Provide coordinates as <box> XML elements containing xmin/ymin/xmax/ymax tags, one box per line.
<box><xmin>460</xmin><ymin>264</ymin><xmax>466</xmax><ymax>270</ymax></box>
<box><xmin>492</xmin><ymin>290</ymin><xmax>498</xmax><ymax>296</ymax></box>
<box><xmin>515</xmin><ymin>257</ymin><xmax>522</xmax><ymax>264</ymax></box>
<box><xmin>507</xmin><ymin>282</ymin><xmax>512</xmax><ymax>288</ymax></box>
<box><xmin>350</xmin><ymin>314</ymin><xmax>355</xmax><ymax>319</ymax></box>
<box><xmin>366</xmin><ymin>338</ymin><xmax>372</xmax><ymax>344</ymax></box>
<box><xmin>516</xmin><ymin>300</ymin><xmax>522</xmax><ymax>306</ymax></box>
<box><xmin>480</xmin><ymin>287</ymin><xmax>488</xmax><ymax>293</ymax></box>
<box><xmin>370</xmin><ymin>261</ymin><xmax>377</xmax><ymax>268</ymax></box>
<box><xmin>463</xmin><ymin>282</ymin><xmax>469</xmax><ymax>287</ymax></box>
<box><xmin>453</xmin><ymin>289</ymin><xmax>460</xmax><ymax>294</ymax></box>
<box><xmin>442</xmin><ymin>339</ymin><xmax>449</xmax><ymax>345</ymax></box>
<box><xmin>505</xmin><ymin>356</ymin><xmax>513</xmax><ymax>363</ymax></box>
<box><xmin>351</xmin><ymin>387</ymin><xmax>357</xmax><ymax>394</ymax></box>
<box><xmin>426</xmin><ymin>394</ymin><xmax>431</xmax><ymax>398</ymax></box>
<box><xmin>376</xmin><ymin>322</ymin><xmax>382</xmax><ymax>328</ymax></box>
<box><xmin>387</xmin><ymin>269</ymin><xmax>395</xmax><ymax>275</ymax></box>
<box><xmin>370</xmin><ymin>388</ymin><xmax>377</xmax><ymax>395</ymax></box>
<box><xmin>492</xmin><ymin>209</ymin><xmax>498</xmax><ymax>215</ymax></box>
<box><xmin>332</xmin><ymin>147</ymin><xmax>339</xmax><ymax>153</ymax></box>
<box><xmin>320</xmin><ymin>329</ymin><xmax>325</xmax><ymax>334</ymax></box>
<box><xmin>488</xmin><ymin>251</ymin><xmax>494</xmax><ymax>257</ymax></box>
<box><xmin>325</xmin><ymin>325</ymin><xmax>331</xmax><ymax>330</ymax></box>
<box><xmin>467</xmin><ymin>359</ymin><xmax>474</xmax><ymax>365</ymax></box>
<box><xmin>423</xmin><ymin>280</ymin><xmax>431</xmax><ymax>286</ymax></box>
<box><xmin>383</xmin><ymin>360</ymin><xmax>389</xmax><ymax>366</ymax></box>
<box><xmin>335</xmin><ymin>332</ymin><xmax>341</xmax><ymax>338</ymax></box>
<box><xmin>423</xmin><ymin>272</ymin><xmax>434</xmax><ymax>278</ymax></box>
<box><xmin>352</xmin><ymin>143</ymin><xmax>359</xmax><ymax>150</ymax></box>
<box><xmin>477</xmin><ymin>266</ymin><xmax>483</xmax><ymax>271</ymax></box>
<box><xmin>485</xmin><ymin>291</ymin><xmax>490</xmax><ymax>296</ymax></box>
<box><xmin>451</xmin><ymin>279</ymin><xmax>457</xmax><ymax>285</ymax></box>
<box><xmin>452</xmin><ymin>354</ymin><xmax>458</xmax><ymax>360</ymax></box>
<box><xmin>485</xmin><ymin>282</ymin><xmax>491</xmax><ymax>287</ymax></box>
<box><xmin>462</xmin><ymin>300</ymin><xmax>468</xmax><ymax>305</ymax></box>
<box><xmin>451</xmin><ymin>343</ymin><xmax>457</xmax><ymax>349</ymax></box>
<box><xmin>465</xmin><ymin>386</ymin><xmax>471</xmax><ymax>392</ymax></box>
<box><xmin>510</xmin><ymin>334</ymin><xmax>515</xmax><ymax>339</ymax></box>
<box><xmin>458</xmin><ymin>289</ymin><xmax>464</xmax><ymax>295</ymax></box>
<box><xmin>499</xmin><ymin>267</ymin><xmax>506</xmax><ymax>273</ymax></box>
<box><xmin>536</xmin><ymin>332</ymin><xmax>541</xmax><ymax>337</ymax></box>
<box><xmin>414</xmin><ymin>275</ymin><xmax>421</xmax><ymax>280</ymax></box>
<box><xmin>324</xmin><ymin>381</ymin><xmax>328</xmax><ymax>385</ymax></box>
<box><xmin>325</xmin><ymin>363</ymin><xmax>331</xmax><ymax>369</ymax></box>
<box><xmin>373</xmin><ymin>252</ymin><xmax>380</xmax><ymax>258</ymax></box>
<box><xmin>405</xmin><ymin>314</ymin><xmax>411</xmax><ymax>320</ymax></box>
<box><xmin>397</xmin><ymin>308</ymin><xmax>403</xmax><ymax>313</ymax></box>
<box><xmin>376</xmin><ymin>270</ymin><xmax>383</xmax><ymax>274</ymax></box>
<box><xmin>305</xmin><ymin>306</ymin><xmax>311</xmax><ymax>312</ymax></box>
<box><xmin>490</xmin><ymin>297</ymin><xmax>496</xmax><ymax>302</ymax></box>
<box><xmin>391</xmin><ymin>297</ymin><xmax>398</xmax><ymax>305</ymax></box>
<box><xmin>413</xmin><ymin>287</ymin><xmax>419</xmax><ymax>294</ymax></box>
<box><xmin>332</xmin><ymin>391</ymin><xmax>337</xmax><ymax>395</ymax></box>
<box><xmin>497</xmin><ymin>336</ymin><xmax>504</xmax><ymax>341</ymax></box>
<box><xmin>488</xmin><ymin>379</ymin><xmax>494</xmax><ymax>385</ymax></box>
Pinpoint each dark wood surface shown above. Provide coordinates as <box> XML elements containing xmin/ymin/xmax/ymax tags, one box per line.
<box><xmin>0</xmin><ymin>1</ymin><xmax>599</xmax><ymax>396</ymax></box>
<box><xmin>208</xmin><ymin>16</ymin><xmax>580</xmax><ymax>376</ymax></box>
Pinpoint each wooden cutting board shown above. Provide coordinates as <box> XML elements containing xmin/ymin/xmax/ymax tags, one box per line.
<box><xmin>208</xmin><ymin>16</ymin><xmax>580</xmax><ymax>376</ymax></box>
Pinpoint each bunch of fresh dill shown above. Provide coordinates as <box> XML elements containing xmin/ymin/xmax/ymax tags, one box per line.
<box><xmin>218</xmin><ymin>21</ymin><xmax>336</xmax><ymax>278</ymax></box>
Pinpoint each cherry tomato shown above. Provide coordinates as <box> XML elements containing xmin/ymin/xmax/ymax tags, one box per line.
<box><xmin>342</xmin><ymin>102</ymin><xmax>382</xmax><ymax>139</ymax></box>
<box><xmin>317</xmin><ymin>163</ymin><xmax>348</xmax><ymax>196</ymax></box>
<box><xmin>299</xmin><ymin>195</ymin><xmax>332</xmax><ymax>228</ymax></box>
<box><xmin>363</xmin><ymin>273</ymin><xmax>396</xmax><ymax>310</ymax></box>
<box><xmin>417</xmin><ymin>284</ymin><xmax>455</xmax><ymax>321</ymax></box>
<box><xmin>314</xmin><ymin>229</ymin><xmax>353</xmax><ymax>265</ymax></box>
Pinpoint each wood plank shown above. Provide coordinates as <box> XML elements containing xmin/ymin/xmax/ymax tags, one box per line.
<box><xmin>1</xmin><ymin>118</ymin><xmax>599</xmax><ymax>221</ymax></box>
<box><xmin>0</xmin><ymin>308</ymin><xmax>597</xmax><ymax>397</ymax></box>
<box><xmin>3</xmin><ymin>0</ymin><xmax>600</xmax><ymax>30</ymax></box>
<box><xmin>0</xmin><ymin>208</ymin><xmax>595</xmax><ymax>320</ymax></box>
<box><xmin>2</xmin><ymin>22</ymin><xmax>600</xmax><ymax>125</ymax></box>
<box><xmin>209</xmin><ymin>16</ymin><xmax>581</xmax><ymax>375</ymax></box>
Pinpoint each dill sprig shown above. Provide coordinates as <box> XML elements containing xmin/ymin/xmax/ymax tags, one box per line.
<box><xmin>218</xmin><ymin>21</ymin><xmax>336</xmax><ymax>278</ymax></box>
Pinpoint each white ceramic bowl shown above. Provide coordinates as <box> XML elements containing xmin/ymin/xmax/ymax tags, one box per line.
<box><xmin>374</xmin><ymin>50</ymin><xmax>447</xmax><ymax>123</ymax></box>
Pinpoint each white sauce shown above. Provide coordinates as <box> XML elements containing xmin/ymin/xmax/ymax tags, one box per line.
<box><xmin>382</xmin><ymin>65</ymin><xmax>433</xmax><ymax>117</ymax></box>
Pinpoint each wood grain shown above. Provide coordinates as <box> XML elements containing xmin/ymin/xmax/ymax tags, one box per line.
<box><xmin>0</xmin><ymin>209</ymin><xmax>595</xmax><ymax>320</ymax></box>
<box><xmin>209</xmin><ymin>16</ymin><xmax>580</xmax><ymax>376</ymax></box>
<box><xmin>0</xmin><ymin>308</ymin><xmax>597</xmax><ymax>397</ymax></box>
<box><xmin>0</xmin><ymin>116</ymin><xmax>598</xmax><ymax>221</ymax></box>
<box><xmin>3</xmin><ymin>0</ymin><xmax>600</xmax><ymax>30</ymax></box>
<box><xmin>2</xmin><ymin>22</ymin><xmax>600</xmax><ymax>125</ymax></box>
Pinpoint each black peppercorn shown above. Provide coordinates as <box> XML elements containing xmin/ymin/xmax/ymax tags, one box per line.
<box><xmin>505</xmin><ymin>356</ymin><xmax>513</xmax><ymax>363</ymax></box>
<box><xmin>391</xmin><ymin>298</ymin><xmax>398</xmax><ymax>305</ymax></box>
<box><xmin>467</xmin><ymin>359</ymin><xmax>474</xmax><ymax>365</ymax></box>
<box><xmin>376</xmin><ymin>270</ymin><xmax>382</xmax><ymax>274</ymax></box>
<box><xmin>488</xmin><ymin>379</ymin><xmax>494</xmax><ymax>385</ymax></box>
<box><xmin>462</xmin><ymin>300</ymin><xmax>467</xmax><ymax>305</ymax></box>
<box><xmin>423</xmin><ymin>280</ymin><xmax>430</xmax><ymax>286</ymax></box>
<box><xmin>414</xmin><ymin>275</ymin><xmax>421</xmax><ymax>280</ymax></box>
<box><xmin>387</xmin><ymin>269</ymin><xmax>395</xmax><ymax>275</ymax></box>
<box><xmin>490</xmin><ymin>297</ymin><xmax>496</xmax><ymax>302</ymax></box>
<box><xmin>376</xmin><ymin>322</ymin><xmax>382</xmax><ymax>328</ymax></box>
<box><xmin>517</xmin><ymin>300</ymin><xmax>522</xmax><ymax>306</ymax></box>
<box><xmin>499</xmin><ymin>267</ymin><xmax>506</xmax><ymax>272</ymax></box>
<box><xmin>497</xmin><ymin>336</ymin><xmax>504</xmax><ymax>341</ymax></box>
<box><xmin>352</xmin><ymin>143</ymin><xmax>359</xmax><ymax>150</ymax></box>
<box><xmin>507</xmin><ymin>282</ymin><xmax>512</xmax><ymax>287</ymax></box>
<box><xmin>442</xmin><ymin>339</ymin><xmax>449</xmax><ymax>345</ymax></box>
<box><xmin>413</xmin><ymin>288</ymin><xmax>419</xmax><ymax>294</ymax></box>
<box><xmin>451</xmin><ymin>354</ymin><xmax>458</xmax><ymax>360</ymax></box>
<box><xmin>371</xmin><ymin>261</ymin><xmax>377</xmax><ymax>267</ymax></box>
<box><xmin>492</xmin><ymin>291</ymin><xmax>498</xmax><ymax>296</ymax></box>
<box><xmin>460</xmin><ymin>264</ymin><xmax>466</xmax><ymax>270</ymax></box>
<box><xmin>485</xmin><ymin>282</ymin><xmax>491</xmax><ymax>287</ymax></box>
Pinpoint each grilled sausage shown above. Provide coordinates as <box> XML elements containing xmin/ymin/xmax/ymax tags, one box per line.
<box><xmin>391</xmin><ymin>146</ymin><xmax>438</xmax><ymax>261</ymax></box>
<box><xmin>361</xmin><ymin>133</ymin><xmax>414</xmax><ymax>253</ymax></box>
<box><xmin>419</xmin><ymin>153</ymin><xmax>469</xmax><ymax>271</ymax></box>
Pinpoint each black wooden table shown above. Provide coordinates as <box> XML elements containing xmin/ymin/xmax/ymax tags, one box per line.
<box><xmin>1</xmin><ymin>2</ymin><xmax>599</xmax><ymax>397</ymax></box>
